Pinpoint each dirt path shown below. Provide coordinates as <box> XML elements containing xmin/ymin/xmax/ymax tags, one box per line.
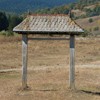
<box><xmin>0</xmin><ymin>63</ymin><xmax>100</xmax><ymax>73</ymax></box>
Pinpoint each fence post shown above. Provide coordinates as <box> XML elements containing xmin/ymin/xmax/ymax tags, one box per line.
<box><xmin>69</xmin><ymin>35</ymin><xmax>75</xmax><ymax>90</ymax></box>
<box><xmin>22</xmin><ymin>34</ymin><xmax>28</xmax><ymax>89</ymax></box>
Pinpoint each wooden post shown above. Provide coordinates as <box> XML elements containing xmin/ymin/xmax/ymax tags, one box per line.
<box><xmin>22</xmin><ymin>34</ymin><xmax>28</xmax><ymax>89</ymax></box>
<box><xmin>69</xmin><ymin>35</ymin><xmax>75</xmax><ymax>89</ymax></box>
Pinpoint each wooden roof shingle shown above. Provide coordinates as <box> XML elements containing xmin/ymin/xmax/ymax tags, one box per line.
<box><xmin>13</xmin><ymin>14</ymin><xmax>84</xmax><ymax>34</ymax></box>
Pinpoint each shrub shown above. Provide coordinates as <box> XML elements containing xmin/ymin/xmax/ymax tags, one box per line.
<box><xmin>94</xmin><ymin>27</ymin><xmax>99</xmax><ymax>31</ymax></box>
<box><xmin>81</xmin><ymin>30</ymin><xmax>89</xmax><ymax>37</ymax></box>
<box><xmin>88</xmin><ymin>18</ymin><xmax>93</xmax><ymax>23</ymax></box>
<box><xmin>89</xmin><ymin>28</ymin><xmax>92</xmax><ymax>32</ymax></box>
<box><xmin>0</xmin><ymin>30</ymin><xmax>14</xmax><ymax>36</ymax></box>
<box><xmin>0</xmin><ymin>12</ymin><xmax>9</xmax><ymax>31</ymax></box>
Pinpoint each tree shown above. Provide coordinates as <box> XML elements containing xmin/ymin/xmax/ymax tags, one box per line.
<box><xmin>8</xmin><ymin>15</ymin><xmax>23</xmax><ymax>31</ymax></box>
<box><xmin>94</xmin><ymin>26</ymin><xmax>99</xmax><ymax>31</ymax></box>
<box><xmin>0</xmin><ymin>12</ymin><xmax>9</xmax><ymax>31</ymax></box>
<box><xmin>88</xmin><ymin>18</ymin><xmax>93</xmax><ymax>23</ymax></box>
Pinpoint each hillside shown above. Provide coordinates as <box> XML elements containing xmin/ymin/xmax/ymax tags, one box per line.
<box><xmin>32</xmin><ymin>0</ymin><xmax>100</xmax><ymax>18</ymax></box>
<box><xmin>76</xmin><ymin>16</ymin><xmax>100</xmax><ymax>35</ymax></box>
<box><xmin>0</xmin><ymin>0</ymin><xmax>77</xmax><ymax>13</ymax></box>
<box><xmin>0</xmin><ymin>0</ymin><xmax>100</xmax><ymax>36</ymax></box>
<box><xmin>32</xmin><ymin>0</ymin><xmax>100</xmax><ymax>36</ymax></box>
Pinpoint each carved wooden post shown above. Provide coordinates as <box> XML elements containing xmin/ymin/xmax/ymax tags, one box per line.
<box><xmin>69</xmin><ymin>35</ymin><xmax>75</xmax><ymax>89</ymax></box>
<box><xmin>22</xmin><ymin>34</ymin><xmax>28</xmax><ymax>89</ymax></box>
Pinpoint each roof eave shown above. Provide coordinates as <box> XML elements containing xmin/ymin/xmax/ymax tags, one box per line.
<box><xmin>13</xmin><ymin>29</ymin><xmax>84</xmax><ymax>35</ymax></box>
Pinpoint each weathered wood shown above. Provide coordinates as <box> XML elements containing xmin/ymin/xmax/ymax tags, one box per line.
<box><xmin>69</xmin><ymin>35</ymin><xmax>75</xmax><ymax>89</ymax></box>
<box><xmin>28</xmin><ymin>37</ymin><xmax>69</xmax><ymax>41</ymax></box>
<box><xmin>22</xmin><ymin>34</ymin><xmax>28</xmax><ymax>89</ymax></box>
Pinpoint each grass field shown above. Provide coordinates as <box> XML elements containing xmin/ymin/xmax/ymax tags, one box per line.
<box><xmin>76</xmin><ymin>16</ymin><xmax>100</xmax><ymax>35</ymax></box>
<box><xmin>0</xmin><ymin>36</ymin><xmax>100</xmax><ymax>100</ymax></box>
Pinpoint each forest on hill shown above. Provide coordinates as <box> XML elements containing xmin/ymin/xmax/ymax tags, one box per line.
<box><xmin>0</xmin><ymin>0</ymin><xmax>77</xmax><ymax>13</ymax></box>
<box><xmin>33</xmin><ymin>0</ymin><xmax>100</xmax><ymax>19</ymax></box>
<box><xmin>0</xmin><ymin>0</ymin><xmax>100</xmax><ymax>36</ymax></box>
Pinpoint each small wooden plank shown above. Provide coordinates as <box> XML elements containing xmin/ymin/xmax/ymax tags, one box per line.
<box><xmin>22</xmin><ymin>34</ymin><xmax>28</xmax><ymax>89</ymax></box>
<box><xmin>28</xmin><ymin>37</ymin><xmax>69</xmax><ymax>41</ymax></box>
<box><xmin>69</xmin><ymin>35</ymin><xmax>75</xmax><ymax>89</ymax></box>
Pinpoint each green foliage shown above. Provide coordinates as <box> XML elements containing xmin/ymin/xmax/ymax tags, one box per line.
<box><xmin>94</xmin><ymin>26</ymin><xmax>99</xmax><ymax>31</ymax></box>
<box><xmin>8</xmin><ymin>15</ymin><xmax>23</xmax><ymax>31</ymax></box>
<box><xmin>0</xmin><ymin>30</ymin><xmax>14</xmax><ymax>36</ymax></box>
<box><xmin>0</xmin><ymin>11</ymin><xmax>23</xmax><ymax>36</ymax></box>
<box><xmin>89</xmin><ymin>28</ymin><xmax>92</xmax><ymax>32</ymax></box>
<box><xmin>78</xmin><ymin>0</ymin><xmax>100</xmax><ymax>5</ymax></box>
<box><xmin>0</xmin><ymin>12</ymin><xmax>9</xmax><ymax>31</ymax></box>
<box><xmin>0</xmin><ymin>0</ymin><xmax>100</xmax><ymax>19</ymax></box>
<box><xmin>1</xmin><ymin>0</ymin><xmax>100</xmax><ymax>36</ymax></box>
<box><xmin>33</xmin><ymin>0</ymin><xmax>100</xmax><ymax>19</ymax></box>
<box><xmin>81</xmin><ymin>30</ymin><xmax>89</xmax><ymax>37</ymax></box>
<box><xmin>88</xmin><ymin>18</ymin><xmax>93</xmax><ymax>23</ymax></box>
<box><xmin>34</xmin><ymin>6</ymin><xmax>70</xmax><ymax>15</ymax></box>
<box><xmin>84</xmin><ymin>5</ymin><xmax>100</xmax><ymax>17</ymax></box>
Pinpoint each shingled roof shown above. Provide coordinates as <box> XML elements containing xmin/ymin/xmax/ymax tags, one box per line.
<box><xmin>13</xmin><ymin>14</ymin><xmax>84</xmax><ymax>34</ymax></box>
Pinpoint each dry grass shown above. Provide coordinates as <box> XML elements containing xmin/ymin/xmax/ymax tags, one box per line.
<box><xmin>0</xmin><ymin>36</ymin><xmax>100</xmax><ymax>69</ymax></box>
<box><xmin>0</xmin><ymin>36</ymin><xmax>100</xmax><ymax>100</ymax></box>
<box><xmin>0</xmin><ymin>68</ymin><xmax>100</xmax><ymax>100</ymax></box>
<box><xmin>76</xmin><ymin>16</ymin><xmax>100</xmax><ymax>34</ymax></box>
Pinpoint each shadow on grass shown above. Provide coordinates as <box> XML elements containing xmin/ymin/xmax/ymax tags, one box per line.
<box><xmin>33</xmin><ymin>89</ymin><xmax>58</xmax><ymax>92</ymax></box>
<box><xmin>81</xmin><ymin>90</ymin><xmax>100</xmax><ymax>96</ymax></box>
